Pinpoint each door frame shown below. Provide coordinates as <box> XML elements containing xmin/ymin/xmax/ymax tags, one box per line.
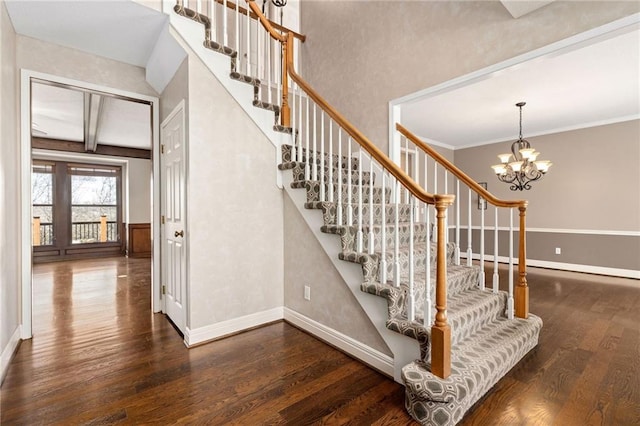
<box><xmin>20</xmin><ymin>70</ymin><xmax>162</xmax><ymax>339</ymax></box>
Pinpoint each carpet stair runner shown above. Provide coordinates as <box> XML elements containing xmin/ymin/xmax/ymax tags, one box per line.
<box><xmin>172</xmin><ymin>8</ymin><xmax>542</xmax><ymax>425</ymax></box>
<box><xmin>279</xmin><ymin>144</ymin><xmax>542</xmax><ymax>426</ymax></box>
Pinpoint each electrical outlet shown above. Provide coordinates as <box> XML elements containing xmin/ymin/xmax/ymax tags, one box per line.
<box><xmin>304</xmin><ymin>285</ymin><xmax>311</xmax><ymax>301</ymax></box>
<box><xmin>555</xmin><ymin>247</ymin><xmax>561</xmax><ymax>255</ymax></box>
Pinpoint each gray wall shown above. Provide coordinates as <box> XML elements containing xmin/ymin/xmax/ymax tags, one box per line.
<box><xmin>168</xmin><ymin>35</ymin><xmax>284</xmax><ymax>330</ymax></box>
<box><xmin>284</xmin><ymin>194</ymin><xmax>391</xmax><ymax>356</ymax></box>
<box><xmin>454</xmin><ymin>121</ymin><xmax>640</xmax><ymax>272</ymax></box>
<box><xmin>0</xmin><ymin>0</ymin><xmax>19</xmax><ymax>370</ymax></box>
<box><xmin>300</xmin><ymin>1</ymin><xmax>640</xmax><ymax>153</ymax></box>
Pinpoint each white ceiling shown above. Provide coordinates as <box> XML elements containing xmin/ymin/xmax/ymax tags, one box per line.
<box><xmin>400</xmin><ymin>22</ymin><xmax>640</xmax><ymax>150</ymax></box>
<box><xmin>5</xmin><ymin>0</ymin><xmax>167</xmax><ymax>68</ymax></box>
<box><xmin>31</xmin><ymin>82</ymin><xmax>152</xmax><ymax>150</ymax></box>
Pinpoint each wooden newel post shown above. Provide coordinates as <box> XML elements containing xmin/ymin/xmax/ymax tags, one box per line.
<box><xmin>515</xmin><ymin>205</ymin><xmax>529</xmax><ymax>318</ymax></box>
<box><xmin>280</xmin><ymin>33</ymin><xmax>293</xmax><ymax>127</ymax></box>
<box><xmin>33</xmin><ymin>217</ymin><xmax>41</xmax><ymax>246</ymax></box>
<box><xmin>100</xmin><ymin>215</ymin><xmax>108</xmax><ymax>242</ymax></box>
<box><xmin>431</xmin><ymin>195</ymin><xmax>454</xmax><ymax>379</ymax></box>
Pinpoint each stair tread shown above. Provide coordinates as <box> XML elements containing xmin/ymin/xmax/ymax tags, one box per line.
<box><xmin>402</xmin><ymin>314</ymin><xmax>542</xmax><ymax>424</ymax></box>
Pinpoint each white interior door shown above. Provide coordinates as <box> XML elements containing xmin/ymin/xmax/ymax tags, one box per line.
<box><xmin>161</xmin><ymin>102</ymin><xmax>186</xmax><ymax>334</ymax></box>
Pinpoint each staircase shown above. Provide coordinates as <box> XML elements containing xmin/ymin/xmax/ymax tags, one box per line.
<box><xmin>170</xmin><ymin>1</ymin><xmax>542</xmax><ymax>424</ymax></box>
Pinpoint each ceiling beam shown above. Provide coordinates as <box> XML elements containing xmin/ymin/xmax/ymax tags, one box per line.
<box><xmin>32</xmin><ymin>137</ymin><xmax>151</xmax><ymax>160</ymax></box>
<box><xmin>84</xmin><ymin>93</ymin><xmax>105</xmax><ymax>152</ymax></box>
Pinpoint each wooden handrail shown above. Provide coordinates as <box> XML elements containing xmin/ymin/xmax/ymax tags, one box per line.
<box><xmin>396</xmin><ymin>123</ymin><xmax>527</xmax><ymax>209</ymax></box>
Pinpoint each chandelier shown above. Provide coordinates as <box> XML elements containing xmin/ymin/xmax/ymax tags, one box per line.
<box><xmin>491</xmin><ymin>102</ymin><xmax>552</xmax><ymax>191</ymax></box>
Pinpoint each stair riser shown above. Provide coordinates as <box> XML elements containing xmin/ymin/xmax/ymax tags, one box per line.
<box><xmin>320</xmin><ymin>202</ymin><xmax>415</xmax><ymax>226</ymax></box>
<box><xmin>303</xmin><ymin>180</ymin><xmax>381</xmax><ymax>203</ymax></box>
<box><xmin>281</xmin><ymin>146</ymin><xmax>360</xmax><ymax>170</ymax></box>
<box><xmin>339</xmin><ymin>224</ymin><xmax>431</xmax><ymax>254</ymax></box>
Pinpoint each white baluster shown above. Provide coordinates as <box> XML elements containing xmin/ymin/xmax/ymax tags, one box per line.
<box><xmin>290</xmin><ymin>84</ymin><xmax>296</xmax><ymax>161</ymax></box>
<box><xmin>276</xmin><ymin>38</ymin><xmax>281</xmax><ymax>111</ymax></box>
<box><xmin>257</xmin><ymin>18</ymin><xmax>262</xmax><ymax>87</ymax></box>
<box><xmin>304</xmin><ymin>97</ymin><xmax>309</xmax><ymax>181</ymax></box>
<box><xmin>508</xmin><ymin>208</ymin><xmax>514</xmax><ymax>319</ymax></box>
<box><xmin>368</xmin><ymin>153</ymin><xmax>374</xmax><ymax>254</ymax></box>
<box><xmin>347</xmin><ymin>138</ymin><xmax>353</xmax><ymax>227</ymax></box>
<box><xmin>312</xmin><ymin>103</ymin><xmax>317</xmax><ymax>181</ymax></box>
<box><xmin>196</xmin><ymin>0</ymin><xmax>201</xmax><ymax>15</ymax></box>
<box><xmin>234</xmin><ymin>0</ymin><xmax>238</xmax><ymax>54</ymax></box>
<box><xmin>380</xmin><ymin>171</ymin><xmax>387</xmax><ymax>284</ymax></box>
<box><xmin>328</xmin><ymin>121</ymin><xmax>334</xmax><ymax>202</ymax></box>
<box><xmin>404</xmin><ymin>137</ymin><xmax>409</xmax><ymax>204</ymax></box>
<box><xmin>357</xmin><ymin>149</ymin><xmax>363</xmax><ymax>253</ymax></box>
<box><xmin>336</xmin><ymin>130</ymin><xmax>343</xmax><ymax>226</ymax></box>
<box><xmin>210</xmin><ymin>0</ymin><xmax>216</xmax><ymax>43</ymax></box>
<box><xmin>493</xmin><ymin>205</ymin><xmax>499</xmax><ymax>294</ymax></box>
<box><xmin>320</xmin><ymin>111</ymin><xmax>326</xmax><ymax>202</ymax></box>
<box><xmin>467</xmin><ymin>188</ymin><xmax>473</xmax><ymax>266</ymax></box>
<box><xmin>297</xmin><ymin>86</ymin><xmax>302</xmax><ymax>163</ymax></box>
<box><xmin>408</xmin><ymin>195</ymin><xmax>415</xmax><ymax>322</ymax></box>
<box><xmin>424</xmin><ymin>198</ymin><xmax>432</xmax><ymax>325</ymax></box>
<box><xmin>444</xmin><ymin>170</ymin><xmax>449</xmax><ymax>255</ymax></box>
<box><xmin>266</xmin><ymin>26</ymin><xmax>272</xmax><ymax>105</ymax></box>
<box><xmin>393</xmin><ymin>179</ymin><xmax>400</xmax><ymax>286</ymax></box>
<box><xmin>433</xmin><ymin>163</ymin><xmax>437</xmax><ymax>194</ymax></box>
<box><xmin>455</xmin><ymin>178</ymin><xmax>460</xmax><ymax>265</ymax></box>
<box><xmin>479</xmin><ymin>191</ymin><xmax>485</xmax><ymax>290</ymax></box>
<box><xmin>245</xmin><ymin>4</ymin><xmax>250</xmax><ymax>75</ymax></box>
<box><xmin>223</xmin><ymin>0</ymin><xmax>228</xmax><ymax>46</ymax></box>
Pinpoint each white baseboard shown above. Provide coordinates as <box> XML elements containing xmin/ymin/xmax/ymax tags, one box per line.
<box><xmin>184</xmin><ymin>307</ymin><xmax>284</xmax><ymax>347</ymax></box>
<box><xmin>461</xmin><ymin>253</ymin><xmax>640</xmax><ymax>280</ymax></box>
<box><xmin>1</xmin><ymin>326</ymin><xmax>21</xmax><ymax>384</ymax></box>
<box><xmin>284</xmin><ymin>308</ymin><xmax>394</xmax><ymax>377</ymax></box>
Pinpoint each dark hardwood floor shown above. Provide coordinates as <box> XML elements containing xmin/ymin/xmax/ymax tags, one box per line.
<box><xmin>1</xmin><ymin>257</ymin><xmax>638</xmax><ymax>425</ymax></box>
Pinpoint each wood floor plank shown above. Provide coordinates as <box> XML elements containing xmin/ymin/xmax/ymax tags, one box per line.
<box><xmin>1</xmin><ymin>257</ymin><xmax>639</xmax><ymax>425</ymax></box>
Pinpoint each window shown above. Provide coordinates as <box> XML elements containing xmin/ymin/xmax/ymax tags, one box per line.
<box><xmin>32</xmin><ymin>162</ymin><xmax>55</xmax><ymax>246</ymax></box>
<box><xmin>69</xmin><ymin>164</ymin><xmax>119</xmax><ymax>244</ymax></box>
<box><xmin>32</xmin><ymin>160</ymin><xmax>123</xmax><ymax>261</ymax></box>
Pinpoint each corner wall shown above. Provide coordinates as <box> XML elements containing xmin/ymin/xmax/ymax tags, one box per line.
<box><xmin>0</xmin><ymin>0</ymin><xmax>20</xmax><ymax>380</ymax></box>
<box><xmin>163</xmin><ymin>32</ymin><xmax>284</xmax><ymax>340</ymax></box>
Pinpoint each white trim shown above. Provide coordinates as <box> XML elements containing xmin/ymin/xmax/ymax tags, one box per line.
<box><xmin>1</xmin><ymin>327</ymin><xmax>21</xmax><ymax>383</ymax></box>
<box><xmin>452</xmin><ymin>225</ymin><xmax>640</xmax><ymax>237</ymax></box>
<box><xmin>461</xmin><ymin>253</ymin><xmax>640</xmax><ymax>280</ymax></box>
<box><xmin>20</xmin><ymin>70</ymin><xmax>162</xmax><ymax>338</ymax></box>
<box><xmin>389</xmin><ymin>13</ymin><xmax>640</xmax><ymax>152</ymax></box>
<box><xmin>183</xmin><ymin>307</ymin><xmax>284</xmax><ymax>347</ymax></box>
<box><xmin>453</xmin><ymin>114</ymin><xmax>640</xmax><ymax>150</ymax></box>
<box><xmin>283</xmin><ymin>308</ymin><xmax>394</xmax><ymax>377</ymax></box>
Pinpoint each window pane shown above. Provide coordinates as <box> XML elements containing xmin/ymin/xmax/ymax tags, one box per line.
<box><xmin>32</xmin><ymin>171</ymin><xmax>53</xmax><ymax>204</ymax></box>
<box><xmin>71</xmin><ymin>175</ymin><xmax>117</xmax><ymax>205</ymax></box>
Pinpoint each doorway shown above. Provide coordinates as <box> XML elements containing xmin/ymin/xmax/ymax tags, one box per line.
<box><xmin>20</xmin><ymin>70</ymin><xmax>162</xmax><ymax>339</ymax></box>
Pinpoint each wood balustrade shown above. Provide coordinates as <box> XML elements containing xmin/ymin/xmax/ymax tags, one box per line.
<box><xmin>396</xmin><ymin>123</ymin><xmax>530</xmax><ymax>320</ymax></box>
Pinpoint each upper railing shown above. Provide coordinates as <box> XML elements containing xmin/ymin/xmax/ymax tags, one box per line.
<box><xmin>174</xmin><ymin>0</ymin><xmax>531</xmax><ymax>379</ymax></box>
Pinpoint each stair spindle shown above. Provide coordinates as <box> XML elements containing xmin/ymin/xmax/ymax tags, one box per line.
<box><xmin>210</xmin><ymin>0</ymin><xmax>216</xmax><ymax>43</ymax></box>
<box><xmin>266</xmin><ymin>25</ymin><xmax>272</xmax><ymax>104</ymax></box>
<box><xmin>336</xmin><ymin>130</ymin><xmax>343</xmax><ymax>226</ymax></box>
<box><xmin>312</xmin><ymin>103</ymin><xmax>317</xmax><ymax>182</ymax></box>
<box><xmin>290</xmin><ymin>84</ymin><xmax>296</xmax><ymax>161</ymax></box>
<box><xmin>467</xmin><ymin>188</ymin><xmax>472</xmax><ymax>266</ymax></box>
<box><xmin>356</xmin><ymin>149</ymin><xmax>363</xmax><ymax>253</ymax></box>
<box><xmin>407</xmin><ymin>195</ymin><xmax>416</xmax><ymax>322</ymax></box>
<box><xmin>347</xmin><ymin>138</ymin><xmax>353</xmax><ymax>227</ymax></box>
<box><xmin>393</xmin><ymin>179</ymin><xmax>400</xmax><ymax>286</ymax></box>
<box><xmin>320</xmin><ymin>109</ymin><xmax>325</xmax><ymax>202</ymax></box>
<box><xmin>493</xmin><ymin>205</ymin><xmax>499</xmax><ymax>294</ymax></box>
<box><xmin>455</xmin><ymin>178</ymin><xmax>460</xmax><ymax>265</ymax></box>
<box><xmin>223</xmin><ymin>0</ymin><xmax>228</xmax><ymax>46</ymax></box>
<box><xmin>304</xmin><ymin>96</ymin><xmax>309</xmax><ymax>181</ymax></box>
<box><xmin>380</xmin><ymin>171</ymin><xmax>387</xmax><ymax>284</ymax></box>
<box><xmin>479</xmin><ymin>193</ymin><xmax>485</xmax><ymax>290</ymax></box>
<box><xmin>297</xmin><ymin>85</ymin><xmax>302</xmax><ymax>163</ymax></box>
<box><xmin>368</xmin><ymin>153</ymin><xmax>374</xmax><ymax>254</ymax></box>
<box><xmin>508</xmin><ymin>208</ymin><xmax>514</xmax><ymax>319</ymax></box>
<box><xmin>328</xmin><ymin>120</ymin><xmax>334</xmax><ymax>203</ymax></box>
<box><xmin>424</xmin><ymin>199</ymin><xmax>432</xmax><ymax>326</ymax></box>
<box><xmin>245</xmin><ymin>4</ymin><xmax>250</xmax><ymax>75</ymax></box>
<box><xmin>234</xmin><ymin>0</ymin><xmax>239</xmax><ymax>53</ymax></box>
